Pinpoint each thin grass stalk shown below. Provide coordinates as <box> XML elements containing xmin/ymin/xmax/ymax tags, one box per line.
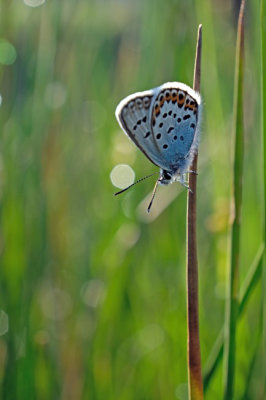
<box><xmin>223</xmin><ymin>1</ymin><xmax>245</xmax><ymax>399</ymax></box>
<box><xmin>241</xmin><ymin>307</ymin><xmax>263</xmax><ymax>399</ymax></box>
<box><xmin>203</xmin><ymin>244</ymin><xmax>264</xmax><ymax>390</ymax></box>
<box><xmin>186</xmin><ymin>24</ymin><xmax>203</xmax><ymax>400</ymax></box>
<box><xmin>261</xmin><ymin>0</ymin><xmax>266</xmax><ymax>393</ymax></box>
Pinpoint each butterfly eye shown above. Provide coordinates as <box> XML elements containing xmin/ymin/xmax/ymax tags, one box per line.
<box><xmin>164</xmin><ymin>172</ymin><xmax>172</xmax><ymax>180</ymax></box>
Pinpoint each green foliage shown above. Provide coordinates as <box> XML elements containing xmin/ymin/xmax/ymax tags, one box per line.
<box><xmin>0</xmin><ymin>1</ymin><xmax>264</xmax><ymax>399</ymax></box>
<box><xmin>223</xmin><ymin>2</ymin><xmax>245</xmax><ymax>398</ymax></box>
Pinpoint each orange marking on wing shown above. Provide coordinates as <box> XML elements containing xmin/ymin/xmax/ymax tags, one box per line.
<box><xmin>155</xmin><ymin>104</ymin><xmax>160</xmax><ymax>116</ymax></box>
<box><xmin>170</xmin><ymin>94</ymin><xmax>178</xmax><ymax>103</ymax></box>
<box><xmin>186</xmin><ymin>104</ymin><xmax>196</xmax><ymax>111</ymax></box>
<box><xmin>160</xmin><ymin>98</ymin><xmax>165</xmax><ymax>107</ymax></box>
<box><xmin>185</xmin><ymin>102</ymin><xmax>198</xmax><ymax>112</ymax></box>
<box><xmin>177</xmin><ymin>98</ymin><xmax>185</xmax><ymax>107</ymax></box>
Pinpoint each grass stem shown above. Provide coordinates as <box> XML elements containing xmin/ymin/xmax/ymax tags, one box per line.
<box><xmin>261</xmin><ymin>0</ymin><xmax>266</xmax><ymax>393</ymax></box>
<box><xmin>186</xmin><ymin>24</ymin><xmax>203</xmax><ymax>400</ymax></box>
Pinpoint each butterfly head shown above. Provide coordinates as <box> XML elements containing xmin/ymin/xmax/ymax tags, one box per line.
<box><xmin>158</xmin><ymin>169</ymin><xmax>174</xmax><ymax>185</ymax></box>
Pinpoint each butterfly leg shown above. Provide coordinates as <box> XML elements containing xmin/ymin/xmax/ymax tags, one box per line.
<box><xmin>180</xmin><ymin>174</ymin><xmax>193</xmax><ymax>193</ymax></box>
<box><xmin>187</xmin><ymin>170</ymin><xmax>198</xmax><ymax>175</ymax></box>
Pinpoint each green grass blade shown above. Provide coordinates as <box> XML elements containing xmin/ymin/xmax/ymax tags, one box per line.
<box><xmin>223</xmin><ymin>2</ymin><xmax>245</xmax><ymax>398</ymax></box>
<box><xmin>238</xmin><ymin>244</ymin><xmax>264</xmax><ymax>314</ymax></box>
<box><xmin>261</xmin><ymin>0</ymin><xmax>266</xmax><ymax>393</ymax></box>
<box><xmin>240</xmin><ymin>308</ymin><xmax>263</xmax><ymax>400</ymax></box>
<box><xmin>203</xmin><ymin>245</ymin><xmax>264</xmax><ymax>390</ymax></box>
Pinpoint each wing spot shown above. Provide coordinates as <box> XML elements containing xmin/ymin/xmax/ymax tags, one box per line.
<box><xmin>172</xmin><ymin>90</ymin><xmax>177</xmax><ymax>98</ymax></box>
<box><xmin>165</xmin><ymin>91</ymin><xmax>171</xmax><ymax>102</ymax></box>
<box><xmin>136</xmin><ymin>99</ymin><xmax>142</xmax><ymax>109</ymax></box>
<box><xmin>167</xmin><ymin>127</ymin><xmax>174</xmax><ymax>133</ymax></box>
<box><xmin>137</xmin><ymin>120</ymin><xmax>141</xmax><ymax>125</ymax></box>
<box><xmin>190</xmin><ymin>123</ymin><xmax>196</xmax><ymax>129</ymax></box>
<box><xmin>144</xmin><ymin>97</ymin><xmax>150</xmax><ymax>108</ymax></box>
<box><xmin>154</xmin><ymin>103</ymin><xmax>160</xmax><ymax>116</ymax></box>
<box><xmin>173</xmin><ymin>135</ymin><xmax>177</xmax><ymax>140</ymax></box>
<box><xmin>180</xmin><ymin>136</ymin><xmax>184</xmax><ymax>141</ymax></box>
<box><xmin>183</xmin><ymin>114</ymin><xmax>191</xmax><ymax>120</ymax></box>
<box><xmin>159</xmin><ymin>122</ymin><xmax>163</xmax><ymax>128</ymax></box>
<box><xmin>133</xmin><ymin>125</ymin><xmax>137</xmax><ymax>131</ymax></box>
<box><xmin>168</xmin><ymin>110</ymin><xmax>172</xmax><ymax>116</ymax></box>
<box><xmin>159</xmin><ymin>94</ymin><xmax>164</xmax><ymax>102</ymax></box>
<box><xmin>163</xmin><ymin>144</ymin><xmax>168</xmax><ymax>149</ymax></box>
<box><xmin>178</xmin><ymin>93</ymin><xmax>184</xmax><ymax>100</ymax></box>
<box><xmin>173</xmin><ymin>113</ymin><xmax>176</xmax><ymax>118</ymax></box>
<box><xmin>177</xmin><ymin>118</ymin><xmax>181</xmax><ymax>123</ymax></box>
<box><xmin>163</xmin><ymin>113</ymin><xmax>167</xmax><ymax>118</ymax></box>
<box><xmin>144</xmin><ymin>131</ymin><xmax>151</xmax><ymax>138</ymax></box>
<box><xmin>142</xmin><ymin>116</ymin><xmax>147</xmax><ymax>123</ymax></box>
<box><xmin>156</xmin><ymin>133</ymin><xmax>161</xmax><ymax>139</ymax></box>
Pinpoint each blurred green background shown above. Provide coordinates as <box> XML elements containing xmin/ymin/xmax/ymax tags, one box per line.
<box><xmin>0</xmin><ymin>0</ymin><xmax>263</xmax><ymax>399</ymax></box>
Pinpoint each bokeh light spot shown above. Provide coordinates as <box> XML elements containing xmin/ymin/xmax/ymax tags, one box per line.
<box><xmin>39</xmin><ymin>287</ymin><xmax>72</xmax><ymax>321</ymax></box>
<box><xmin>81</xmin><ymin>279</ymin><xmax>106</xmax><ymax>308</ymax></box>
<box><xmin>110</xmin><ymin>164</ymin><xmax>135</xmax><ymax>189</ymax></box>
<box><xmin>24</xmin><ymin>0</ymin><xmax>46</xmax><ymax>7</ymax></box>
<box><xmin>0</xmin><ymin>311</ymin><xmax>9</xmax><ymax>336</ymax></box>
<box><xmin>0</xmin><ymin>41</ymin><xmax>16</xmax><ymax>65</ymax></box>
<box><xmin>44</xmin><ymin>82</ymin><xmax>67</xmax><ymax>109</ymax></box>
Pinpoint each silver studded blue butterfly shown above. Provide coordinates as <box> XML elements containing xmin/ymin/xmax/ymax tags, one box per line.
<box><xmin>115</xmin><ymin>82</ymin><xmax>202</xmax><ymax>211</ymax></box>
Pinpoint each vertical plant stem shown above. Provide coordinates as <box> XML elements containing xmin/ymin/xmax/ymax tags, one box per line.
<box><xmin>261</xmin><ymin>0</ymin><xmax>266</xmax><ymax>393</ymax></box>
<box><xmin>186</xmin><ymin>24</ymin><xmax>203</xmax><ymax>400</ymax></box>
<box><xmin>223</xmin><ymin>1</ymin><xmax>245</xmax><ymax>399</ymax></box>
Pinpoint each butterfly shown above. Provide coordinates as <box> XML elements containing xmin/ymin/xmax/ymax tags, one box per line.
<box><xmin>115</xmin><ymin>82</ymin><xmax>202</xmax><ymax>212</ymax></box>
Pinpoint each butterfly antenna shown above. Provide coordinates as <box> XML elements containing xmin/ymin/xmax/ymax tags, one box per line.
<box><xmin>114</xmin><ymin>173</ymin><xmax>156</xmax><ymax>196</ymax></box>
<box><xmin>147</xmin><ymin>179</ymin><xmax>159</xmax><ymax>213</ymax></box>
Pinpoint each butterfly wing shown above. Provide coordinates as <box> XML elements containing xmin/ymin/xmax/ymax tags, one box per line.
<box><xmin>115</xmin><ymin>89</ymin><xmax>164</xmax><ymax>168</ymax></box>
<box><xmin>115</xmin><ymin>82</ymin><xmax>201</xmax><ymax>173</ymax></box>
<box><xmin>150</xmin><ymin>82</ymin><xmax>201</xmax><ymax>172</ymax></box>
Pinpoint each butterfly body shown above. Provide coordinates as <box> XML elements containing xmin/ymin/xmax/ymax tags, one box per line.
<box><xmin>115</xmin><ymin>82</ymin><xmax>201</xmax><ymax>209</ymax></box>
